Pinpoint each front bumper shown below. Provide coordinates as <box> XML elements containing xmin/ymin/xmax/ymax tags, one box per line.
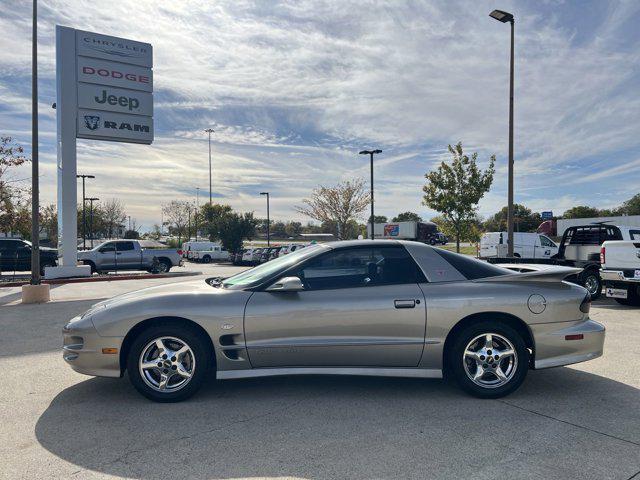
<box><xmin>62</xmin><ymin>315</ymin><xmax>123</xmax><ymax>378</ymax></box>
<box><xmin>531</xmin><ymin>318</ymin><xmax>605</xmax><ymax>369</ymax></box>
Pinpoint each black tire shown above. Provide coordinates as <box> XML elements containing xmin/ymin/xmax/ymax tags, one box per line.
<box><xmin>449</xmin><ymin>320</ymin><xmax>529</xmax><ymax>399</ymax></box>
<box><xmin>581</xmin><ymin>270</ymin><xmax>602</xmax><ymax>300</ymax></box>
<box><xmin>429</xmin><ymin>239</ymin><xmax>436</xmax><ymax>245</ymax></box>
<box><xmin>154</xmin><ymin>258</ymin><xmax>172</xmax><ymax>274</ymax></box>
<box><xmin>83</xmin><ymin>261</ymin><xmax>97</xmax><ymax>274</ymax></box>
<box><xmin>202</xmin><ymin>255</ymin><xmax>211</xmax><ymax>264</ymax></box>
<box><xmin>127</xmin><ymin>323</ymin><xmax>212</xmax><ymax>402</ymax></box>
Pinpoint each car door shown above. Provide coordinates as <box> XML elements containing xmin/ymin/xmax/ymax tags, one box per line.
<box><xmin>97</xmin><ymin>242</ymin><xmax>117</xmax><ymax>270</ymax></box>
<box><xmin>243</xmin><ymin>245</ymin><xmax>427</xmax><ymax>368</ymax></box>
<box><xmin>116</xmin><ymin>241</ymin><xmax>139</xmax><ymax>269</ymax></box>
<box><xmin>0</xmin><ymin>240</ymin><xmax>20</xmax><ymax>271</ymax></box>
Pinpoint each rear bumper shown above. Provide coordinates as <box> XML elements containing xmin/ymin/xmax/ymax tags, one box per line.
<box><xmin>531</xmin><ymin>318</ymin><xmax>605</xmax><ymax>369</ymax></box>
<box><xmin>62</xmin><ymin>316</ymin><xmax>123</xmax><ymax>378</ymax></box>
<box><xmin>601</xmin><ymin>269</ymin><xmax>640</xmax><ymax>283</ymax></box>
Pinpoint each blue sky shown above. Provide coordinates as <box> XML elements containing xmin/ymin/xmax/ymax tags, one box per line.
<box><xmin>1</xmin><ymin>0</ymin><xmax>640</xmax><ymax>229</ymax></box>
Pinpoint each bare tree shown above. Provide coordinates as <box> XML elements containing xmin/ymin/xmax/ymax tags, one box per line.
<box><xmin>0</xmin><ymin>136</ymin><xmax>30</xmax><ymax>235</ymax></box>
<box><xmin>162</xmin><ymin>200</ymin><xmax>192</xmax><ymax>244</ymax></box>
<box><xmin>295</xmin><ymin>179</ymin><xmax>370</xmax><ymax>240</ymax></box>
<box><xmin>102</xmin><ymin>199</ymin><xmax>127</xmax><ymax>239</ymax></box>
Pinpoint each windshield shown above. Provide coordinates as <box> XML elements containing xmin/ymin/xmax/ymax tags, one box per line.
<box><xmin>222</xmin><ymin>244</ymin><xmax>324</xmax><ymax>289</ymax></box>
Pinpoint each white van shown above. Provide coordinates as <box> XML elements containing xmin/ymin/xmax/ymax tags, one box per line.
<box><xmin>479</xmin><ymin>232</ymin><xmax>558</xmax><ymax>259</ymax></box>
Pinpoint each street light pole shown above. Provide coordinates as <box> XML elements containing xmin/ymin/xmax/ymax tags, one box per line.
<box><xmin>30</xmin><ymin>0</ymin><xmax>40</xmax><ymax>285</ymax></box>
<box><xmin>260</xmin><ymin>192</ymin><xmax>270</xmax><ymax>247</ymax></box>
<box><xmin>76</xmin><ymin>174</ymin><xmax>95</xmax><ymax>249</ymax></box>
<box><xmin>204</xmin><ymin>128</ymin><xmax>214</xmax><ymax>205</ymax></box>
<box><xmin>490</xmin><ymin>9</ymin><xmax>515</xmax><ymax>257</ymax></box>
<box><xmin>195</xmin><ymin>187</ymin><xmax>200</xmax><ymax>242</ymax></box>
<box><xmin>359</xmin><ymin>149</ymin><xmax>382</xmax><ymax>240</ymax></box>
<box><xmin>87</xmin><ymin>197</ymin><xmax>99</xmax><ymax>248</ymax></box>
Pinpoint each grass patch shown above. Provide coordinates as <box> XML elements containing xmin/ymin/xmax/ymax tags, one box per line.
<box><xmin>437</xmin><ymin>245</ymin><xmax>477</xmax><ymax>256</ymax></box>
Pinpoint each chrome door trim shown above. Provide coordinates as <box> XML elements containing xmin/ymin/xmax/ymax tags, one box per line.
<box><xmin>217</xmin><ymin>367</ymin><xmax>442</xmax><ymax>380</ymax></box>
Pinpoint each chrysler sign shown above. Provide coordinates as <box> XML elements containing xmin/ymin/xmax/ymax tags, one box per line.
<box><xmin>71</xmin><ymin>28</ymin><xmax>154</xmax><ymax>144</ymax></box>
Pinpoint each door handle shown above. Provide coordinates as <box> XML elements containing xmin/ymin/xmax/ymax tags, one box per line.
<box><xmin>394</xmin><ymin>299</ymin><xmax>416</xmax><ymax>309</ymax></box>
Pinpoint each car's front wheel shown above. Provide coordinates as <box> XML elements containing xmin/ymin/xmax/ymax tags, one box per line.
<box><xmin>449</xmin><ymin>321</ymin><xmax>529</xmax><ymax>398</ymax></box>
<box><xmin>127</xmin><ymin>324</ymin><xmax>212</xmax><ymax>402</ymax></box>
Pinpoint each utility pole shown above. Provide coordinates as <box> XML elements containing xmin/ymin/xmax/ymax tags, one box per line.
<box><xmin>359</xmin><ymin>149</ymin><xmax>382</xmax><ymax>240</ymax></box>
<box><xmin>87</xmin><ymin>197</ymin><xmax>99</xmax><ymax>248</ymax></box>
<box><xmin>76</xmin><ymin>174</ymin><xmax>94</xmax><ymax>249</ymax></box>
<box><xmin>195</xmin><ymin>187</ymin><xmax>200</xmax><ymax>242</ymax></box>
<box><xmin>30</xmin><ymin>0</ymin><xmax>40</xmax><ymax>285</ymax></box>
<box><xmin>205</xmin><ymin>128</ymin><xmax>214</xmax><ymax>205</ymax></box>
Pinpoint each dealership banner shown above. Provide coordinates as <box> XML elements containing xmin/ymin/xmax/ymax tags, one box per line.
<box><xmin>72</xmin><ymin>28</ymin><xmax>154</xmax><ymax>144</ymax></box>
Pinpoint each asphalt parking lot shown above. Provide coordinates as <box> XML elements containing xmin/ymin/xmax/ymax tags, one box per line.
<box><xmin>1</xmin><ymin>263</ymin><xmax>639</xmax><ymax>479</ymax></box>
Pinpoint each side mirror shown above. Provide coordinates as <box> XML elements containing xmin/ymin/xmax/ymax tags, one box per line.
<box><xmin>266</xmin><ymin>276</ymin><xmax>304</xmax><ymax>292</ymax></box>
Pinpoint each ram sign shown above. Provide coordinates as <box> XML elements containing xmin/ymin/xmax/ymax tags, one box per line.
<box><xmin>73</xmin><ymin>29</ymin><xmax>154</xmax><ymax>144</ymax></box>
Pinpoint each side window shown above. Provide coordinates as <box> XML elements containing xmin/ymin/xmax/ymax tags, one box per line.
<box><xmin>539</xmin><ymin>235</ymin><xmax>555</xmax><ymax>247</ymax></box>
<box><xmin>297</xmin><ymin>247</ymin><xmax>422</xmax><ymax>290</ymax></box>
<box><xmin>116</xmin><ymin>242</ymin><xmax>135</xmax><ymax>251</ymax></box>
<box><xmin>99</xmin><ymin>243</ymin><xmax>116</xmax><ymax>253</ymax></box>
<box><xmin>0</xmin><ymin>240</ymin><xmax>18</xmax><ymax>253</ymax></box>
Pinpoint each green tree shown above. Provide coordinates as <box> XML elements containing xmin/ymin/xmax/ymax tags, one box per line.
<box><xmin>618</xmin><ymin>194</ymin><xmax>640</xmax><ymax>215</ymax></box>
<box><xmin>431</xmin><ymin>215</ymin><xmax>483</xmax><ymax>244</ymax></box>
<box><xmin>285</xmin><ymin>221</ymin><xmax>303</xmax><ymax>238</ymax></box>
<box><xmin>295</xmin><ymin>179</ymin><xmax>370</xmax><ymax>240</ymax></box>
<box><xmin>392</xmin><ymin>211</ymin><xmax>422</xmax><ymax>222</ymax></box>
<box><xmin>217</xmin><ymin>212</ymin><xmax>258</xmax><ymax>253</ymax></box>
<box><xmin>562</xmin><ymin>205</ymin><xmax>600</xmax><ymax>219</ymax></box>
<box><xmin>367</xmin><ymin>215</ymin><xmax>388</xmax><ymax>224</ymax></box>
<box><xmin>484</xmin><ymin>204</ymin><xmax>542</xmax><ymax>233</ymax></box>
<box><xmin>422</xmin><ymin>142</ymin><xmax>495</xmax><ymax>252</ymax></box>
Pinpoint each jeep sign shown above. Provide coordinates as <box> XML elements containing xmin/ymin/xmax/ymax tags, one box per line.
<box><xmin>77</xmin><ymin>110</ymin><xmax>153</xmax><ymax>143</ymax></box>
<box><xmin>77</xmin><ymin>84</ymin><xmax>153</xmax><ymax>116</ymax></box>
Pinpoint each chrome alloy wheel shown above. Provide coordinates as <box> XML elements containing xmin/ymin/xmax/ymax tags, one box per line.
<box><xmin>463</xmin><ymin>333</ymin><xmax>518</xmax><ymax>389</ymax></box>
<box><xmin>139</xmin><ymin>336</ymin><xmax>196</xmax><ymax>392</ymax></box>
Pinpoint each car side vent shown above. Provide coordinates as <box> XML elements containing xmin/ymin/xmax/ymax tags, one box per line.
<box><xmin>222</xmin><ymin>348</ymin><xmax>244</xmax><ymax>361</ymax></box>
<box><xmin>219</xmin><ymin>334</ymin><xmax>242</xmax><ymax>346</ymax></box>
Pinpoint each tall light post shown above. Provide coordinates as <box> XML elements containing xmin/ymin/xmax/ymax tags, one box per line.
<box><xmin>204</xmin><ymin>128</ymin><xmax>214</xmax><ymax>205</ymax></box>
<box><xmin>87</xmin><ymin>197</ymin><xmax>99</xmax><ymax>248</ymax></box>
<box><xmin>195</xmin><ymin>187</ymin><xmax>200</xmax><ymax>242</ymax></box>
<box><xmin>359</xmin><ymin>149</ymin><xmax>382</xmax><ymax>240</ymax></box>
<box><xmin>490</xmin><ymin>9</ymin><xmax>515</xmax><ymax>257</ymax></box>
<box><xmin>260</xmin><ymin>192</ymin><xmax>270</xmax><ymax>246</ymax></box>
<box><xmin>30</xmin><ymin>0</ymin><xmax>41</xmax><ymax>285</ymax></box>
<box><xmin>76</xmin><ymin>174</ymin><xmax>95</xmax><ymax>249</ymax></box>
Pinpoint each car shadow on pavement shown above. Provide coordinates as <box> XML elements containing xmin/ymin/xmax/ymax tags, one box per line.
<box><xmin>35</xmin><ymin>367</ymin><xmax>640</xmax><ymax>479</ymax></box>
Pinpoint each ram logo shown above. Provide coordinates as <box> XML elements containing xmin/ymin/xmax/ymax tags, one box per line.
<box><xmin>83</xmin><ymin>115</ymin><xmax>100</xmax><ymax>131</ymax></box>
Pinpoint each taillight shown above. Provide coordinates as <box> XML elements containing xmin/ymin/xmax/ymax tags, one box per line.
<box><xmin>177</xmin><ymin>249</ymin><xmax>183</xmax><ymax>255</ymax></box>
<box><xmin>579</xmin><ymin>294</ymin><xmax>591</xmax><ymax>314</ymax></box>
<box><xmin>600</xmin><ymin>246</ymin><xmax>605</xmax><ymax>265</ymax></box>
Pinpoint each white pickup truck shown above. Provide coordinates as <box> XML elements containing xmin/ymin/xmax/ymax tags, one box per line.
<box><xmin>78</xmin><ymin>240</ymin><xmax>183</xmax><ymax>274</ymax></box>
<box><xmin>601</xmin><ymin>232</ymin><xmax>640</xmax><ymax>306</ymax></box>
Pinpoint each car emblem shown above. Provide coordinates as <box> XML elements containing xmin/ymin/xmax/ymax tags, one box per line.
<box><xmin>84</xmin><ymin>115</ymin><xmax>100</xmax><ymax>131</ymax></box>
<box><xmin>221</xmin><ymin>323</ymin><xmax>234</xmax><ymax>330</ymax></box>
<box><xmin>636</xmin><ymin>251</ymin><xmax>640</xmax><ymax>259</ymax></box>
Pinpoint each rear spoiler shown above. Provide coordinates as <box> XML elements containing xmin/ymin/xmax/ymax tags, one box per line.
<box><xmin>474</xmin><ymin>266</ymin><xmax>581</xmax><ymax>283</ymax></box>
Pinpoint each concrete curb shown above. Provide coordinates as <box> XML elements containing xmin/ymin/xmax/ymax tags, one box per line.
<box><xmin>0</xmin><ymin>270</ymin><xmax>201</xmax><ymax>288</ymax></box>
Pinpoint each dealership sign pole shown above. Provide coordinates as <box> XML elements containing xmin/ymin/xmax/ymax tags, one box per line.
<box><xmin>50</xmin><ymin>26</ymin><xmax>153</xmax><ymax>278</ymax></box>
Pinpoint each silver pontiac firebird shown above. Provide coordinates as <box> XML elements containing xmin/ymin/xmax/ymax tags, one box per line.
<box><xmin>63</xmin><ymin>240</ymin><xmax>605</xmax><ymax>402</ymax></box>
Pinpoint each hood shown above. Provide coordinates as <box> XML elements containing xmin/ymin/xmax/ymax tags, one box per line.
<box><xmin>95</xmin><ymin>279</ymin><xmax>216</xmax><ymax>309</ymax></box>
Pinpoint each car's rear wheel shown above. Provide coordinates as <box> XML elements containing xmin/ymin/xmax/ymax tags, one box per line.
<box><xmin>449</xmin><ymin>321</ymin><xmax>529</xmax><ymax>398</ymax></box>
<box><xmin>153</xmin><ymin>258</ymin><xmax>171</xmax><ymax>274</ymax></box>
<box><xmin>127</xmin><ymin>324</ymin><xmax>211</xmax><ymax>402</ymax></box>
<box><xmin>202</xmin><ymin>255</ymin><xmax>211</xmax><ymax>263</ymax></box>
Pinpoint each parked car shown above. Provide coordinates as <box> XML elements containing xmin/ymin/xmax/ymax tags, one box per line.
<box><xmin>231</xmin><ymin>249</ymin><xmax>246</xmax><ymax>265</ymax></box>
<box><xmin>269</xmin><ymin>246</ymin><xmax>282</xmax><ymax>261</ymax></box>
<box><xmin>77</xmin><ymin>240</ymin><xmax>182</xmax><ymax>274</ymax></box>
<box><xmin>182</xmin><ymin>241</ymin><xmax>218</xmax><ymax>260</ymax></box>
<box><xmin>241</xmin><ymin>247</ymin><xmax>263</xmax><ymax>265</ymax></box>
<box><xmin>480</xmin><ymin>232</ymin><xmax>559</xmax><ymax>259</ymax></box>
<box><xmin>63</xmin><ymin>239</ymin><xmax>604</xmax><ymax>402</ymax></box>
<box><xmin>279</xmin><ymin>243</ymin><xmax>306</xmax><ymax>256</ymax></box>
<box><xmin>258</xmin><ymin>247</ymin><xmax>277</xmax><ymax>264</ymax></box>
<box><xmin>487</xmin><ymin>224</ymin><xmax>640</xmax><ymax>299</ymax></box>
<box><xmin>190</xmin><ymin>244</ymin><xmax>230</xmax><ymax>263</ymax></box>
<box><xmin>0</xmin><ymin>238</ymin><xmax>58</xmax><ymax>275</ymax></box>
<box><xmin>600</xmin><ymin>231</ymin><xmax>640</xmax><ymax>306</ymax></box>
<box><xmin>430</xmin><ymin>232</ymin><xmax>448</xmax><ymax>245</ymax></box>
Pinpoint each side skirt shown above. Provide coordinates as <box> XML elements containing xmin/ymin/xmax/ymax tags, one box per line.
<box><xmin>217</xmin><ymin>367</ymin><xmax>443</xmax><ymax>380</ymax></box>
